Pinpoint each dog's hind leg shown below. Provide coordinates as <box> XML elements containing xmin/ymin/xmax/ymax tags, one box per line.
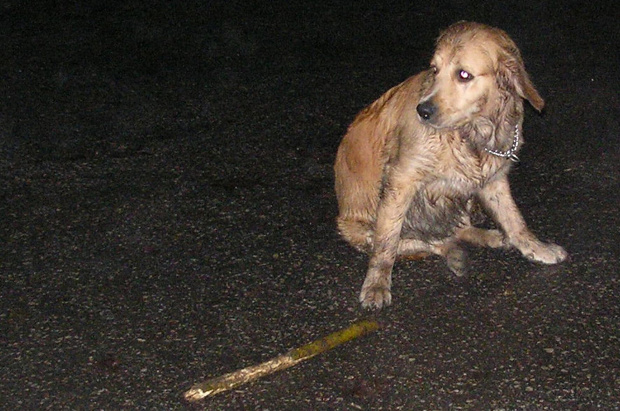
<box><xmin>456</xmin><ymin>227</ymin><xmax>506</xmax><ymax>248</ymax></box>
<box><xmin>397</xmin><ymin>238</ymin><xmax>435</xmax><ymax>256</ymax></box>
<box><xmin>425</xmin><ymin>240</ymin><xmax>468</xmax><ymax>277</ymax></box>
<box><xmin>337</xmin><ymin>217</ymin><xmax>374</xmax><ymax>253</ymax></box>
<box><xmin>444</xmin><ymin>243</ymin><xmax>468</xmax><ymax>277</ymax></box>
<box><xmin>398</xmin><ymin>238</ymin><xmax>468</xmax><ymax>276</ymax></box>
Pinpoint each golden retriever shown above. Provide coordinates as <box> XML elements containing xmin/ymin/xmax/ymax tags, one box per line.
<box><xmin>334</xmin><ymin>21</ymin><xmax>567</xmax><ymax>309</ymax></box>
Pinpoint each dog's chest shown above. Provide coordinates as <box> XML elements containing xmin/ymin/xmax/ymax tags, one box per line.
<box><xmin>435</xmin><ymin>139</ymin><xmax>499</xmax><ymax>191</ymax></box>
<box><xmin>441</xmin><ymin>156</ymin><xmax>494</xmax><ymax>192</ymax></box>
<box><xmin>403</xmin><ymin>150</ymin><xmax>501</xmax><ymax>240</ymax></box>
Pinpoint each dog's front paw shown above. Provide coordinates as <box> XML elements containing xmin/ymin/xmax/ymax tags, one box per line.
<box><xmin>524</xmin><ymin>242</ymin><xmax>568</xmax><ymax>264</ymax></box>
<box><xmin>360</xmin><ymin>284</ymin><xmax>392</xmax><ymax>309</ymax></box>
<box><xmin>359</xmin><ymin>266</ymin><xmax>392</xmax><ymax>309</ymax></box>
<box><xmin>359</xmin><ymin>254</ymin><xmax>396</xmax><ymax>309</ymax></box>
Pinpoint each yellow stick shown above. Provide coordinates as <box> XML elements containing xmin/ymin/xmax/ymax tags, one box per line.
<box><xmin>184</xmin><ymin>319</ymin><xmax>379</xmax><ymax>402</ymax></box>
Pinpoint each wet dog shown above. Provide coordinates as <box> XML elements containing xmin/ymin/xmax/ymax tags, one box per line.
<box><xmin>334</xmin><ymin>21</ymin><xmax>567</xmax><ymax>309</ymax></box>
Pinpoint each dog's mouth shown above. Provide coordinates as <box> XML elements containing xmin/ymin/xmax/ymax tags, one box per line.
<box><xmin>419</xmin><ymin>118</ymin><xmax>444</xmax><ymax>130</ymax></box>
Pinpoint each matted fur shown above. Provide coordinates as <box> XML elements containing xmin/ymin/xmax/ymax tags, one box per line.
<box><xmin>334</xmin><ymin>21</ymin><xmax>567</xmax><ymax>309</ymax></box>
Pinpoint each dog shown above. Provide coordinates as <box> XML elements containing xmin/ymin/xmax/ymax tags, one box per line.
<box><xmin>334</xmin><ymin>21</ymin><xmax>568</xmax><ymax>309</ymax></box>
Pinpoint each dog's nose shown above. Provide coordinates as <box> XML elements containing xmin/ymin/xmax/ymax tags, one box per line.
<box><xmin>416</xmin><ymin>101</ymin><xmax>436</xmax><ymax>121</ymax></box>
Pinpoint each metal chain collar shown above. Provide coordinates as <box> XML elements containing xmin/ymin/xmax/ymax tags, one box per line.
<box><xmin>484</xmin><ymin>124</ymin><xmax>520</xmax><ymax>162</ymax></box>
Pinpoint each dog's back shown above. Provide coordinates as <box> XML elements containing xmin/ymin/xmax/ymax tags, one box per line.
<box><xmin>334</xmin><ymin>74</ymin><xmax>427</xmax><ymax>251</ymax></box>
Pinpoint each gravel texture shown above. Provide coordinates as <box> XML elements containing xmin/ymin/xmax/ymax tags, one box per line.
<box><xmin>1</xmin><ymin>1</ymin><xmax>618</xmax><ymax>409</ymax></box>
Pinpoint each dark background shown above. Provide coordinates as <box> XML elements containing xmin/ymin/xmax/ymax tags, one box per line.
<box><xmin>1</xmin><ymin>0</ymin><xmax>618</xmax><ymax>409</ymax></box>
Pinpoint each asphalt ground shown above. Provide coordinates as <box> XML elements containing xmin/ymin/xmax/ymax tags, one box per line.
<box><xmin>1</xmin><ymin>1</ymin><xmax>618</xmax><ymax>409</ymax></box>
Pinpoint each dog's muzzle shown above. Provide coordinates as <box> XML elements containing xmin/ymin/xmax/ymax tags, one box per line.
<box><xmin>416</xmin><ymin>100</ymin><xmax>436</xmax><ymax>122</ymax></box>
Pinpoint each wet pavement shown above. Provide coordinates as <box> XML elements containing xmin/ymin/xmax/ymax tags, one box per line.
<box><xmin>1</xmin><ymin>1</ymin><xmax>618</xmax><ymax>409</ymax></box>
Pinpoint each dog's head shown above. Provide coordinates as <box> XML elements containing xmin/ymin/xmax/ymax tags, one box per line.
<box><xmin>416</xmin><ymin>21</ymin><xmax>544</xmax><ymax>129</ymax></box>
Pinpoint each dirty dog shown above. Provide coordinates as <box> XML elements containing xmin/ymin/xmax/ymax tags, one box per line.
<box><xmin>334</xmin><ymin>21</ymin><xmax>567</xmax><ymax>309</ymax></box>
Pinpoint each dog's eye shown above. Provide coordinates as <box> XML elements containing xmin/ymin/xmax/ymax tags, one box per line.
<box><xmin>430</xmin><ymin>65</ymin><xmax>438</xmax><ymax>74</ymax></box>
<box><xmin>458</xmin><ymin>69</ymin><xmax>474</xmax><ymax>82</ymax></box>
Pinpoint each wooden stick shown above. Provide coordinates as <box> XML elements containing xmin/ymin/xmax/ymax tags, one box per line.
<box><xmin>184</xmin><ymin>319</ymin><xmax>379</xmax><ymax>402</ymax></box>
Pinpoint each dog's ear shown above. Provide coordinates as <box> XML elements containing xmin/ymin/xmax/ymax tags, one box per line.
<box><xmin>498</xmin><ymin>50</ymin><xmax>545</xmax><ymax>112</ymax></box>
